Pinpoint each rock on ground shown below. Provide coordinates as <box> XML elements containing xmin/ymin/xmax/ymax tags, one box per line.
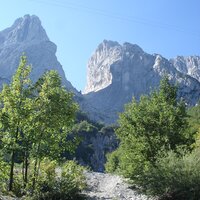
<box><xmin>83</xmin><ymin>172</ymin><xmax>155</xmax><ymax>200</ymax></box>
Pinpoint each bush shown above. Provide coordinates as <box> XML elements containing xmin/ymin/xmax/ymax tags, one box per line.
<box><xmin>140</xmin><ymin>149</ymin><xmax>200</xmax><ymax>200</ymax></box>
<box><xmin>0</xmin><ymin>158</ymin><xmax>9</xmax><ymax>193</ymax></box>
<box><xmin>105</xmin><ymin>149</ymin><xmax>121</xmax><ymax>173</ymax></box>
<box><xmin>31</xmin><ymin>159</ymin><xmax>86</xmax><ymax>200</ymax></box>
<box><xmin>58</xmin><ymin>160</ymin><xmax>86</xmax><ymax>199</ymax></box>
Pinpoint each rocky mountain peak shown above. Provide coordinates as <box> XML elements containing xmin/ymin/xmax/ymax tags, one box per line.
<box><xmin>83</xmin><ymin>40</ymin><xmax>122</xmax><ymax>94</ymax></box>
<box><xmin>82</xmin><ymin>40</ymin><xmax>200</xmax><ymax>124</ymax></box>
<box><xmin>0</xmin><ymin>15</ymin><xmax>49</xmax><ymax>47</ymax></box>
<box><xmin>0</xmin><ymin>15</ymin><xmax>77</xmax><ymax>94</ymax></box>
<box><xmin>99</xmin><ymin>40</ymin><xmax>120</xmax><ymax>49</ymax></box>
<box><xmin>170</xmin><ymin>56</ymin><xmax>200</xmax><ymax>82</ymax></box>
<box><xmin>122</xmin><ymin>42</ymin><xmax>144</xmax><ymax>54</ymax></box>
<box><xmin>83</xmin><ymin>41</ymin><xmax>149</xmax><ymax>94</ymax></box>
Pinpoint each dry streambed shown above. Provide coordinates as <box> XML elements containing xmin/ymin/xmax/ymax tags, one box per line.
<box><xmin>83</xmin><ymin>172</ymin><xmax>155</xmax><ymax>200</ymax></box>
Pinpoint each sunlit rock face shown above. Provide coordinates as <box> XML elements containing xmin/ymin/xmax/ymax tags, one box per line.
<box><xmin>84</xmin><ymin>40</ymin><xmax>122</xmax><ymax>94</ymax></box>
<box><xmin>170</xmin><ymin>56</ymin><xmax>200</xmax><ymax>83</ymax></box>
<box><xmin>0</xmin><ymin>15</ymin><xmax>77</xmax><ymax>94</ymax></box>
<box><xmin>82</xmin><ymin>40</ymin><xmax>200</xmax><ymax>124</ymax></box>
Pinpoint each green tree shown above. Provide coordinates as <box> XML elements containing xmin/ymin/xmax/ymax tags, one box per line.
<box><xmin>106</xmin><ymin>77</ymin><xmax>193</xmax><ymax>180</ymax></box>
<box><xmin>30</xmin><ymin>70</ymin><xmax>78</xmax><ymax>190</ymax></box>
<box><xmin>187</xmin><ymin>103</ymin><xmax>200</xmax><ymax>148</ymax></box>
<box><xmin>0</xmin><ymin>55</ymin><xmax>32</xmax><ymax>191</ymax></box>
<box><xmin>0</xmin><ymin>56</ymin><xmax>79</xmax><ymax>194</ymax></box>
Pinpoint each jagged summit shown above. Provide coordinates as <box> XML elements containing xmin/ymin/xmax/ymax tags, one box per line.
<box><xmin>0</xmin><ymin>14</ymin><xmax>77</xmax><ymax>94</ymax></box>
<box><xmin>123</xmin><ymin>42</ymin><xmax>144</xmax><ymax>54</ymax></box>
<box><xmin>170</xmin><ymin>56</ymin><xmax>200</xmax><ymax>82</ymax></box>
<box><xmin>0</xmin><ymin>15</ymin><xmax>49</xmax><ymax>47</ymax></box>
<box><xmin>84</xmin><ymin>40</ymin><xmax>145</xmax><ymax>94</ymax></box>
<box><xmin>98</xmin><ymin>40</ymin><xmax>120</xmax><ymax>49</ymax></box>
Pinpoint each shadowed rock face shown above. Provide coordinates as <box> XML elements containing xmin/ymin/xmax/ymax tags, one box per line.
<box><xmin>0</xmin><ymin>14</ymin><xmax>77</xmax><ymax>94</ymax></box>
<box><xmin>82</xmin><ymin>40</ymin><xmax>200</xmax><ymax>124</ymax></box>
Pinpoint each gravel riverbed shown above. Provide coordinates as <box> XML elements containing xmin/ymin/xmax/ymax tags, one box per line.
<box><xmin>83</xmin><ymin>172</ymin><xmax>155</xmax><ymax>200</ymax></box>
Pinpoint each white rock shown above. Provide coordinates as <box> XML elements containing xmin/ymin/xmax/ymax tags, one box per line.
<box><xmin>170</xmin><ymin>56</ymin><xmax>200</xmax><ymax>82</ymax></box>
<box><xmin>83</xmin><ymin>172</ymin><xmax>155</xmax><ymax>200</ymax></box>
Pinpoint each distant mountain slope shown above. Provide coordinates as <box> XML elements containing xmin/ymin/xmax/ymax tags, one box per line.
<box><xmin>82</xmin><ymin>40</ymin><xmax>200</xmax><ymax>124</ymax></box>
<box><xmin>0</xmin><ymin>14</ymin><xmax>77</xmax><ymax>94</ymax></box>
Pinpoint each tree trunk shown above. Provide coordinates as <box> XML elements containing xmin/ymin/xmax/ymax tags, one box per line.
<box><xmin>32</xmin><ymin>156</ymin><xmax>38</xmax><ymax>191</ymax></box>
<box><xmin>9</xmin><ymin>126</ymin><xmax>19</xmax><ymax>191</ymax></box>
<box><xmin>23</xmin><ymin>150</ymin><xmax>29</xmax><ymax>188</ymax></box>
<box><xmin>25</xmin><ymin>151</ymin><xmax>28</xmax><ymax>185</ymax></box>
<box><xmin>22</xmin><ymin>158</ymin><xmax>25</xmax><ymax>182</ymax></box>
<box><xmin>32</xmin><ymin>141</ymin><xmax>41</xmax><ymax>191</ymax></box>
<box><xmin>8</xmin><ymin>150</ymin><xmax>15</xmax><ymax>191</ymax></box>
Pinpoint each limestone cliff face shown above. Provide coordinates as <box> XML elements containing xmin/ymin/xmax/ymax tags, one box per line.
<box><xmin>84</xmin><ymin>40</ymin><xmax>122</xmax><ymax>94</ymax></box>
<box><xmin>170</xmin><ymin>56</ymin><xmax>200</xmax><ymax>82</ymax></box>
<box><xmin>82</xmin><ymin>40</ymin><xmax>200</xmax><ymax>124</ymax></box>
<box><xmin>0</xmin><ymin>15</ymin><xmax>77</xmax><ymax>93</ymax></box>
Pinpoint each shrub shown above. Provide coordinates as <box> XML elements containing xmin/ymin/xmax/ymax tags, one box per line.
<box><xmin>140</xmin><ymin>149</ymin><xmax>200</xmax><ymax>200</ymax></box>
<box><xmin>105</xmin><ymin>149</ymin><xmax>121</xmax><ymax>173</ymax></box>
<box><xmin>31</xmin><ymin>159</ymin><xmax>86</xmax><ymax>200</ymax></box>
<box><xmin>59</xmin><ymin>160</ymin><xmax>86</xmax><ymax>199</ymax></box>
<box><xmin>0</xmin><ymin>158</ymin><xmax>9</xmax><ymax>193</ymax></box>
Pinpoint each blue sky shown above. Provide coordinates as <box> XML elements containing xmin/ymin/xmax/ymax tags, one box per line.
<box><xmin>0</xmin><ymin>0</ymin><xmax>200</xmax><ymax>91</ymax></box>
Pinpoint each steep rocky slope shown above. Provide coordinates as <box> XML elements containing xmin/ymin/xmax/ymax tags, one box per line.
<box><xmin>82</xmin><ymin>40</ymin><xmax>200</xmax><ymax>124</ymax></box>
<box><xmin>0</xmin><ymin>14</ymin><xmax>77</xmax><ymax>94</ymax></box>
<box><xmin>170</xmin><ymin>56</ymin><xmax>200</xmax><ymax>82</ymax></box>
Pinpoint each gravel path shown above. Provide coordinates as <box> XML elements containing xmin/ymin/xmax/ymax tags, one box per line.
<box><xmin>83</xmin><ymin>172</ymin><xmax>155</xmax><ymax>200</ymax></box>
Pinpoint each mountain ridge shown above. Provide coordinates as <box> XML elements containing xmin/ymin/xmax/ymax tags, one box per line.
<box><xmin>0</xmin><ymin>16</ymin><xmax>199</xmax><ymax>124</ymax></box>
<box><xmin>82</xmin><ymin>40</ymin><xmax>200</xmax><ymax>124</ymax></box>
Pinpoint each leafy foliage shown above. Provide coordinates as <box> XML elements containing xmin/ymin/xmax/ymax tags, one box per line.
<box><xmin>105</xmin><ymin>147</ymin><xmax>122</xmax><ymax>173</ymax></box>
<box><xmin>106</xmin><ymin>77</ymin><xmax>196</xmax><ymax>198</ymax></box>
<box><xmin>0</xmin><ymin>157</ymin><xmax>9</xmax><ymax>192</ymax></box>
<box><xmin>187</xmin><ymin>103</ymin><xmax>200</xmax><ymax>131</ymax></box>
<box><xmin>0</xmin><ymin>55</ymin><xmax>33</xmax><ymax>191</ymax></box>
<box><xmin>187</xmin><ymin>103</ymin><xmax>200</xmax><ymax>148</ymax></box>
<box><xmin>31</xmin><ymin>159</ymin><xmax>86</xmax><ymax>200</ymax></box>
<box><xmin>0</xmin><ymin>56</ymin><xmax>84</xmax><ymax>199</ymax></box>
<box><xmin>141</xmin><ymin>149</ymin><xmax>200</xmax><ymax>200</ymax></box>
